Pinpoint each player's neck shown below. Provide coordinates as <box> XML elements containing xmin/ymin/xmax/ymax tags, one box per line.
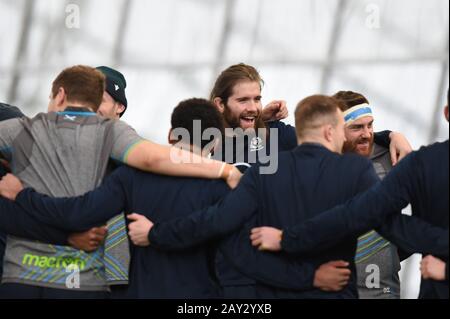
<box><xmin>63</xmin><ymin>103</ymin><xmax>95</xmax><ymax>112</ymax></box>
<box><xmin>299</xmin><ymin>136</ymin><xmax>333</xmax><ymax>152</ymax></box>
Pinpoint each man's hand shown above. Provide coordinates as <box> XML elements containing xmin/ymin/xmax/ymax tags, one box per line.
<box><xmin>127</xmin><ymin>213</ymin><xmax>154</xmax><ymax>247</ymax></box>
<box><xmin>420</xmin><ymin>255</ymin><xmax>446</xmax><ymax>281</ymax></box>
<box><xmin>262</xmin><ymin>100</ymin><xmax>288</xmax><ymax>122</ymax></box>
<box><xmin>225</xmin><ymin>166</ymin><xmax>242</xmax><ymax>189</ymax></box>
<box><xmin>389</xmin><ymin>132</ymin><xmax>412</xmax><ymax>166</ymax></box>
<box><xmin>68</xmin><ymin>226</ymin><xmax>108</xmax><ymax>252</ymax></box>
<box><xmin>0</xmin><ymin>173</ymin><xmax>24</xmax><ymax>201</ymax></box>
<box><xmin>314</xmin><ymin>261</ymin><xmax>351</xmax><ymax>292</ymax></box>
<box><xmin>250</xmin><ymin>227</ymin><xmax>283</xmax><ymax>251</ymax></box>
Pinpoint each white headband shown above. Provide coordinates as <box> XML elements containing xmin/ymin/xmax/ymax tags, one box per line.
<box><xmin>343</xmin><ymin>103</ymin><xmax>373</xmax><ymax>125</ymax></box>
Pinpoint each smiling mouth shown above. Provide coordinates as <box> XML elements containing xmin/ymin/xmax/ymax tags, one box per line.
<box><xmin>357</xmin><ymin>141</ymin><xmax>370</xmax><ymax>149</ymax></box>
<box><xmin>241</xmin><ymin>116</ymin><xmax>256</xmax><ymax>125</ymax></box>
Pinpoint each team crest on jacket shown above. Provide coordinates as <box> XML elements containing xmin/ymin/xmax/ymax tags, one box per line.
<box><xmin>250</xmin><ymin>137</ymin><xmax>264</xmax><ymax>152</ymax></box>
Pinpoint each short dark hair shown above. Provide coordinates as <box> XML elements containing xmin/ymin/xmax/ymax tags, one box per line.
<box><xmin>332</xmin><ymin>91</ymin><xmax>369</xmax><ymax>112</ymax></box>
<box><xmin>295</xmin><ymin>95</ymin><xmax>343</xmax><ymax>139</ymax></box>
<box><xmin>52</xmin><ymin>65</ymin><xmax>105</xmax><ymax>112</ymax></box>
<box><xmin>171</xmin><ymin>98</ymin><xmax>225</xmax><ymax>150</ymax></box>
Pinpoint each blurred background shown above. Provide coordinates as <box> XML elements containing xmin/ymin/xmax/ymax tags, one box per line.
<box><xmin>0</xmin><ymin>0</ymin><xmax>448</xmax><ymax>298</ymax></box>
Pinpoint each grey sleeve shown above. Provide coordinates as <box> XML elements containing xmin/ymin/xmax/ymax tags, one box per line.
<box><xmin>0</xmin><ymin>118</ymin><xmax>23</xmax><ymax>160</ymax></box>
<box><xmin>110</xmin><ymin>120</ymin><xmax>145</xmax><ymax>163</ymax></box>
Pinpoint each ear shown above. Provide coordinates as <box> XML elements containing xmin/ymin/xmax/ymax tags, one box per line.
<box><xmin>213</xmin><ymin>97</ymin><xmax>225</xmax><ymax>114</ymax></box>
<box><xmin>55</xmin><ymin>87</ymin><xmax>66</xmax><ymax>108</ymax></box>
<box><xmin>445</xmin><ymin>105</ymin><xmax>449</xmax><ymax>122</ymax></box>
<box><xmin>117</xmin><ymin>104</ymin><xmax>126</xmax><ymax>116</ymax></box>
<box><xmin>324</xmin><ymin>125</ymin><xmax>333</xmax><ymax>143</ymax></box>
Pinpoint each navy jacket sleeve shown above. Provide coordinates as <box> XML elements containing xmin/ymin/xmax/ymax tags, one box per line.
<box><xmin>281</xmin><ymin>151</ymin><xmax>437</xmax><ymax>254</ymax></box>
<box><xmin>218</xmin><ymin>217</ymin><xmax>316</xmax><ymax>290</ymax></box>
<box><xmin>377</xmin><ymin>214</ymin><xmax>449</xmax><ymax>257</ymax></box>
<box><xmin>267</xmin><ymin>121</ymin><xmax>297</xmax><ymax>151</ymax></box>
<box><xmin>14</xmin><ymin>167</ymin><xmax>130</xmax><ymax>232</ymax></box>
<box><xmin>373</xmin><ymin>130</ymin><xmax>392</xmax><ymax>149</ymax></box>
<box><xmin>0</xmin><ymin>197</ymin><xmax>68</xmax><ymax>245</ymax></box>
<box><xmin>148</xmin><ymin>166</ymin><xmax>260</xmax><ymax>250</ymax></box>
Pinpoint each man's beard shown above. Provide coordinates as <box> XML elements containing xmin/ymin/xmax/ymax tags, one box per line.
<box><xmin>343</xmin><ymin>135</ymin><xmax>374</xmax><ymax>157</ymax></box>
<box><xmin>223</xmin><ymin>106</ymin><xmax>265</xmax><ymax>132</ymax></box>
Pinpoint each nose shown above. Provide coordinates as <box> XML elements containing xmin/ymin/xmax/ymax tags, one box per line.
<box><xmin>361</xmin><ymin>127</ymin><xmax>371</xmax><ymax>138</ymax></box>
<box><xmin>246</xmin><ymin>99</ymin><xmax>259</xmax><ymax>113</ymax></box>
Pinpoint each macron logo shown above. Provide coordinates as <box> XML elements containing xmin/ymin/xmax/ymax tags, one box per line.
<box><xmin>114</xmin><ymin>84</ymin><xmax>119</xmax><ymax>91</ymax></box>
